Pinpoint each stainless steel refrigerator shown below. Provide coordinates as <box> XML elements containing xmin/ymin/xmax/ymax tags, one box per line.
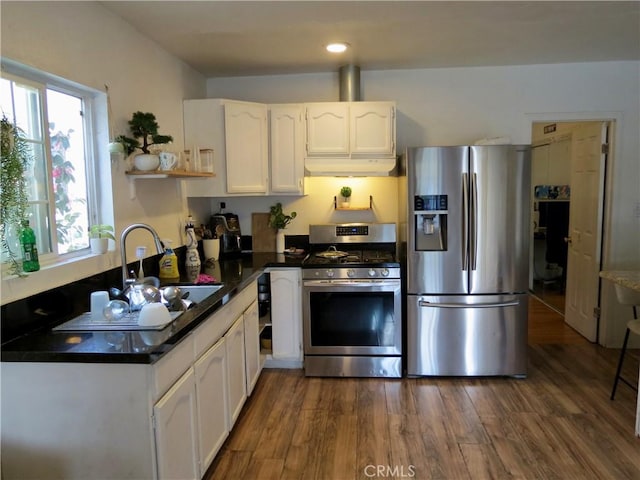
<box><xmin>403</xmin><ymin>145</ymin><xmax>531</xmax><ymax>377</ymax></box>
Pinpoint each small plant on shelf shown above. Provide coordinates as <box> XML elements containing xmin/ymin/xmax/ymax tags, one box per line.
<box><xmin>340</xmin><ymin>186</ymin><xmax>352</xmax><ymax>207</ymax></box>
<box><xmin>116</xmin><ymin>111</ymin><xmax>173</xmax><ymax>155</ymax></box>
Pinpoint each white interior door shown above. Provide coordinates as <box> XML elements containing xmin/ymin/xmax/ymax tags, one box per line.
<box><xmin>564</xmin><ymin>122</ymin><xmax>608</xmax><ymax>341</ymax></box>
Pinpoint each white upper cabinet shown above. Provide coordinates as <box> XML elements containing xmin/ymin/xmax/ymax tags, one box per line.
<box><xmin>305</xmin><ymin>101</ymin><xmax>395</xmax><ymax>157</ymax></box>
<box><xmin>269</xmin><ymin>104</ymin><xmax>305</xmax><ymax>194</ymax></box>
<box><xmin>224</xmin><ymin>101</ymin><xmax>269</xmax><ymax>193</ymax></box>
<box><xmin>305</xmin><ymin>102</ymin><xmax>350</xmax><ymax>156</ymax></box>
<box><xmin>350</xmin><ymin>102</ymin><xmax>396</xmax><ymax>156</ymax></box>
<box><xmin>183</xmin><ymin>99</ymin><xmax>268</xmax><ymax>196</ymax></box>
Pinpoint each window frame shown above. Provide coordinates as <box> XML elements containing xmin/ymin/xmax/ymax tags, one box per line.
<box><xmin>1</xmin><ymin>61</ymin><xmax>104</xmax><ymax>268</ymax></box>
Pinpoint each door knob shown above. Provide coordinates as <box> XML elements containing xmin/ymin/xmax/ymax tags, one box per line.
<box><xmin>564</xmin><ymin>236</ymin><xmax>572</xmax><ymax>245</ymax></box>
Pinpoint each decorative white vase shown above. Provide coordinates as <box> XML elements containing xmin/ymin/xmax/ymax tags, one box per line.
<box><xmin>134</xmin><ymin>154</ymin><xmax>160</xmax><ymax>171</ymax></box>
<box><xmin>90</xmin><ymin>237</ymin><xmax>109</xmax><ymax>254</ymax></box>
<box><xmin>276</xmin><ymin>230</ymin><xmax>286</xmax><ymax>253</ymax></box>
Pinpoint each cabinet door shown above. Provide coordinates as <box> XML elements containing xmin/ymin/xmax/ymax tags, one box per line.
<box><xmin>194</xmin><ymin>337</ymin><xmax>228</xmax><ymax>477</ymax></box>
<box><xmin>225</xmin><ymin>101</ymin><xmax>269</xmax><ymax>194</ymax></box>
<box><xmin>153</xmin><ymin>368</ymin><xmax>199</xmax><ymax>480</ymax></box>
<box><xmin>243</xmin><ymin>300</ymin><xmax>262</xmax><ymax>395</ymax></box>
<box><xmin>350</xmin><ymin>102</ymin><xmax>396</xmax><ymax>156</ymax></box>
<box><xmin>225</xmin><ymin>315</ymin><xmax>247</xmax><ymax>427</ymax></box>
<box><xmin>305</xmin><ymin>103</ymin><xmax>349</xmax><ymax>156</ymax></box>
<box><xmin>270</xmin><ymin>104</ymin><xmax>305</xmax><ymax>194</ymax></box>
<box><xmin>183</xmin><ymin>98</ymin><xmax>227</xmax><ymax>197</ymax></box>
<box><xmin>270</xmin><ymin>269</ymin><xmax>303</xmax><ymax>361</ymax></box>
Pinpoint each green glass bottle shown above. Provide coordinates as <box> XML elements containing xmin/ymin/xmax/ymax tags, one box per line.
<box><xmin>20</xmin><ymin>220</ymin><xmax>40</xmax><ymax>272</ymax></box>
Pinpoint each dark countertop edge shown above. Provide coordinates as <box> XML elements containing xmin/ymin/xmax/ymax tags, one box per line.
<box><xmin>0</xmin><ymin>259</ymin><xmax>291</xmax><ymax>365</ymax></box>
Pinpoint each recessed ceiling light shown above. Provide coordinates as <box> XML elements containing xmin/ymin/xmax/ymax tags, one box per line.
<box><xmin>326</xmin><ymin>43</ymin><xmax>349</xmax><ymax>53</ymax></box>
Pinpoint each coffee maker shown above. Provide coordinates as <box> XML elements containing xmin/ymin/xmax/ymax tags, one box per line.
<box><xmin>209</xmin><ymin>213</ymin><xmax>242</xmax><ymax>256</ymax></box>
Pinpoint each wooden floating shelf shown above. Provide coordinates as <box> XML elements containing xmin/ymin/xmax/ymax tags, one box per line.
<box><xmin>125</xmin><ymin>170</ymin><xmax>215</xmax><ymax>178</ymax></box>
<box><xmin>334</xmin><ymin>195</ymin><xmax>373</xmax><ymax>210</ymax></box>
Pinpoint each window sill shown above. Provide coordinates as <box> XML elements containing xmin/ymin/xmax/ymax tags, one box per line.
<box><xmin>1</xmin><ymin>251</ymin><xmax>119</xmax><ymax>305</ymax></box>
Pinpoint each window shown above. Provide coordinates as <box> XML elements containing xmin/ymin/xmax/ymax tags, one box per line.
<box><xmin>1</xmin><ymin>67</ymin><xmax>100</xmax><ymax>263</ymax></box>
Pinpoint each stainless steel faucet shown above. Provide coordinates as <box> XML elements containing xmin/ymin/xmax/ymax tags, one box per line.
<box><xmin>120</xmin><ymin>223</ymin><xmax>164</xmax><ymax>289</ymax></box>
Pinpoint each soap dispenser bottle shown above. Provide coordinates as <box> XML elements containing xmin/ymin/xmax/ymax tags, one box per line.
<box><xmin>185</xmin><ymin>216</ymin><xmax>201</xmax><ymax>272</ymax></box>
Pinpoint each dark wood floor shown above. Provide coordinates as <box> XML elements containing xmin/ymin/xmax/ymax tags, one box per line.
<box><xmin>206</xmin><ymin>297</ymin><xmax>640</xmax><ymax>480</ymax></box>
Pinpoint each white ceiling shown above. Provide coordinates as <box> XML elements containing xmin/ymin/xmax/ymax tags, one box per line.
<box><xmin>102</xmin><ymin>1</ymin><xmax>640</xmax><ymax>77</ymax></box>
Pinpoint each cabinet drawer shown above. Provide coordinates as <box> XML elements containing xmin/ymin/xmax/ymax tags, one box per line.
<box><xmin>153</xmin><ymin>335</ymin><xmax>195</xmax><ymax>400</ymax></box>
<box><xmin>193</xmin><ymin>307</ymin><xmax>235</xmax><ymax>359</ymax></box>
<box><xmin>225</xmin><ymin>281</ymin><xmax>258</xmax><ymax>321</ymax></box>
<box><xmin>193</xmin><ymin>281</ymin><xmax>258</xmax><ymax>359</ymax></box>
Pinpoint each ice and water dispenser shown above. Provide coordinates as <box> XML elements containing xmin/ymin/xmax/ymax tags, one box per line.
<box><xmin>414</xmin><ymin>195</ymin><xmax>448</xmax><ymax>251</ymax></box>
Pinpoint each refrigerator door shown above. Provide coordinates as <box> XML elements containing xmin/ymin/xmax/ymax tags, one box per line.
<box><xmin>407</xmin><ymin>146</ymin><xmax>468</xmax><ymax>295</ymax></box>
<box><xmin>469</xmin><ymin>145</ymin><xmax>531</xmax><ymax>294</ymax></box>
<box><xmin>406</xmin><ymin>294</ymin><xmax>528</xmax><ymax>377</ymax></box>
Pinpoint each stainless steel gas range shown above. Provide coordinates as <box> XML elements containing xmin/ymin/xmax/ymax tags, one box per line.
<box><xmin>302</xmin><ymin>223</ymin><xmax>402</xmax><ymax>378</ymax></box>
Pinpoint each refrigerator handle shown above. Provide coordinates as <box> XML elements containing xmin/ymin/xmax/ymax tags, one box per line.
<box><xmin>470</xmin><ymin>172</ymin><xmax>478</xmax><ymax>270</ymax></box>
<box><xmin>462</xmin><ymin>173</ymin><xmax>469</xmax><ymax>270</ymax></box>
<box><xmin>419</xmin><ymin>300</ymin><xmax>520</xmax><ymax>308</ymax></box>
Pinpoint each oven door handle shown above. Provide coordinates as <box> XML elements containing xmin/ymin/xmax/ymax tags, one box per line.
<box><xmin>304</xmin><ymin>280</ymin><xmax>400</xmax><ymax>287</ymax></box>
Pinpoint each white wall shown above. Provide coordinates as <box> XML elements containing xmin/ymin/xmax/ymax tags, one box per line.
<box><xmin>1</xmin><ymin>2</ymin><xmax>206</xmax><ymax>303</ymax></box>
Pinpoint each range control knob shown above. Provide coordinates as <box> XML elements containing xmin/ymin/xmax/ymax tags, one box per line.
<box><xmin>326</xmin><ymin>269</ymin><xmax>335</xmax><ymax>278</ymax></box>
<box><xmin>381</xmin><ymin>268</ymin><xmax>390</xmax><ymax>277</ymax></box>
<box><xmin>347</xmin><ymin>269</ymin><xmax>356</xmax><ymax>278</ymax></box>
<box><xmin>368</xmin><ymin>269</ymin><xmax>377</xmax><ymax>277</ymax></box>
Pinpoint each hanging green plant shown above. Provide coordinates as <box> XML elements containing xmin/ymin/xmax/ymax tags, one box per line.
<box><xmin>1</xmin><ymin>116</ymin><xmax>32</xmax><ymax>276</ymax></box>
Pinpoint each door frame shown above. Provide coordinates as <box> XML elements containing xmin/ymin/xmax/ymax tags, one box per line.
<box><xmin>523</xmin><ymin>111</ymin><xmax>620</xmax><ymax>342</ymax></box>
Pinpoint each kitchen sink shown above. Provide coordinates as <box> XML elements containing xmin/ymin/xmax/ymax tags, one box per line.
<box><xmin>177</xmin><ymin>284</ymin><xmax>224</xmax><ymax>303</ymax></box>
<box><xmin>52</xmin><ymin>284</ymin><xmax>224</xmax><ymax>332</ymax></box>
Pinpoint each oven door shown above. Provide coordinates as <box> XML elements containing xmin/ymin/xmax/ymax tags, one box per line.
<box><xmin>303</xmin><ymin>279</ymin><xmax>402</xmax><ymax>356</ymax></box>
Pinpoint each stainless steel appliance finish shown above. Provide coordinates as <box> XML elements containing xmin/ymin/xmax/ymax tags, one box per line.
<box><xmin>302</xmin><ymin>223</ymin><xmax>402</xmax><ymax>378</ymax></box>
<box><xmin>404</xmin><ymin>145</ymin><xmax>531</xmax><ymax>377</ymax></box>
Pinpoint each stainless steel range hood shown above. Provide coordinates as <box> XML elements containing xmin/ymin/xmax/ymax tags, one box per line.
<box><xmin>304</xmin><ymin>65</ymin><xmax>397</xmax><ymax>177</ymax></box>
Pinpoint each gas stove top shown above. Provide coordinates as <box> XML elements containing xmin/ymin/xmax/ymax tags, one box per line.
<box><xmin>303</xmin><ymin>223</ymin><xmax>399</xmax><ymax>271</ymax></box>
<box><xmin>303</xmin><ymin>249</ymin><xmax>396</xmax><ymax>266</ymax></box>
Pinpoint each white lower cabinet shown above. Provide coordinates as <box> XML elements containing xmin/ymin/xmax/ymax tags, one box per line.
<box><xmin>267</xmin><ymin>268</ymin><xmax>303</xmax><ymax>367</ymax></box>
<box><xmin>225</xmin><ymin>315</ymin><xmax>247</xmax><ymax>427</ymax></box>
<box><xmin>243</xmin><ymin>299</ymin><xmax>262</xmax><ymax>394</ymax></box>
<box><xmin>0</xmin><ymin>281</ymin><xmax>260</xmax><ymax>480</ymax></box>
<box><xmin>194</xmin><ymin>337</ymin><xmax>228</xmax><ymax>477</ymax></box>
<box><xmin>154</xmin><ymin>368</ymin><xmax>200</xmax><ymax>480</ymax></box>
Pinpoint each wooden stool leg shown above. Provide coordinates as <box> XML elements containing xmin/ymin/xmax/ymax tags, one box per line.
<box><xmin>611</xmin><ymin>327</ymin><xmax>631</xmax><ymax>400</ymax></box>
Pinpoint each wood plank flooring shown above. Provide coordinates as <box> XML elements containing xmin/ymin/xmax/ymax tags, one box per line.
<box><xmin>206</xmin><ymin>297</ymin><xmax>640</xmax><ymax>480</ymax></box>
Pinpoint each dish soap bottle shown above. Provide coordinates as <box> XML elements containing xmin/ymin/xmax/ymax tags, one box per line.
<box><xmin>158</xmin><ymin>239</ymin><xmax>179</xmax><ymax>279</ymax></box>
<box><xmin>20</xmin><ymin>220</ymin><xmax>40</xmax><ymax>272</ymax></box>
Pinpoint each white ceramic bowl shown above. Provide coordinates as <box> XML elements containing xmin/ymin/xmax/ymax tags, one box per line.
<box><xmin>137</xmin><ymin>302</ymin><xmax>172</xmax><ymax>328</ymax></box>
<box><xmin>134</xmin><ymin>154</ymin><xmax>160</xmax><ymax>171</ymax></box>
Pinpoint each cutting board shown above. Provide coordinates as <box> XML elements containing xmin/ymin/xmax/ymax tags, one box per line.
<box><xmin>252</xmin><ymin>213</ymin><xmax>276</xmax><ymax>252</ymax></box>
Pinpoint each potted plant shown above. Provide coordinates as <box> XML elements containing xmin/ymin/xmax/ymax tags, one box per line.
<box><xmin>340</xmin><ymin>186</ymin><xmax>352</xmax><ymax>208</ymax></box>
<box><xmin>116</xmin><ymin>112</ymin><xmax>173</xmax><ymax>171</ymax></box>
<box><xmin>89</xmin><ymin>224</ymin><xmax>115</xmax><ymax>254</ymax></box>
<box><xmin>268</xmin><ymin>202</ymin><xmax>297</xmax><ymax>253</ymax></box>
<box><xmin>1</xmin><ymin>116</ymin><xmax>31</xmax><ymax>276</ymax></box>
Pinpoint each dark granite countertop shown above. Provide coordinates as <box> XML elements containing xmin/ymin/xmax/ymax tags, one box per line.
<box><xmin>1</xmin><ymin>253</ymin><xmax>303</xmax><ymax>364</ymax></box>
